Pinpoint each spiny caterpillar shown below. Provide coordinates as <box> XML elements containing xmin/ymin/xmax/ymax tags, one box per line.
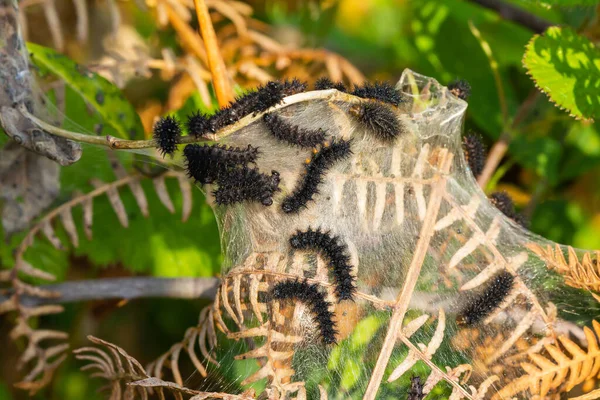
<box><xmin>153</xmin><ymin>116</ymin><xmax>181</xmax><ymax>157</ymax></box>
<box><xmin>352</xmin><ymin>81</ymin><xmax>402</xmax><ymax>106</ymax></box>
<box><xmin>289</xmin><ymin>228</ymin><xmax>356</xmax><ymax>301</ymax></box>
<box><xmin>314</xmin><ymin>77</ymin><xmax>348</xmax><ymax>92</ymax></box>
<box><xmin>213</xmin><ymin>167</ymin><xmax>280</xmax><ymax>206</ymax></box>
<box><xmin>408</xmin><ymin>376</ymin><xmax>425</xmax><ymax>400</ymax></box>
<box><xmin>263</xmin><ymin>113</ymin><xmax>326</xmax><ymax>148</ymax></box>
<box><xmin>447</xmin><ymin>79</ymin><xmax>471</xmax><ymax>100</ymax></box>
<box><xmin>462</xmin><ymin>133</ymin><xmax>487</xmax><ymax>178</ymax></box>
<box><xmin>281</xmin><ymin>139</ymin><xmax>352</xmax><ymax>213</ymax></box>
<box><xmin>270</xmin><ymin>280</ymin><xmax>337</xmax><ymax>345</ymax></box>
<box><xmin>183</xmin><ymin>143</ymin><xmax>259</xmax><ymax>185</ymax></box>
<box><xmin>489</xmin><ymin>191</ymin><xmax>528</xmax><ymax>228</ymax></box>
<box><xmin>457</xmin><ymin>271</ymin><xmax>515</xmax><ymax>326</ymax></box>
<box><xmin>186</xmin><ymin>79</ymin><xmax>307</xmax><ymax>137</ymax></box>
<box><xmin>349</xmin><ymin>101</ymin><xmax>404</xmax><ymax>142</ymax></box>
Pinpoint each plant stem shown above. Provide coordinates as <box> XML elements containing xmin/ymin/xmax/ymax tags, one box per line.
<box><xmin>193</xmin><ymin>0</ymin><xmax>234</xmax><ymax>107</ymax></box>
<box><xmin>467</xmin><ymin>0</ymin><xmax>552</xmax><ymax>33</ymax></box>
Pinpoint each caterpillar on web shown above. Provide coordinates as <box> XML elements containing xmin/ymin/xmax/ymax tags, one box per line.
<box><xmin>281</xmin><ymin>139</ymin><xmax>352</xmax><ymax>213</ymax></box>
<box><xmin>289</xmin><ymin>228</ymin><xmax>356</xmax><ymax>301</ymax></box>
<box><xmin>263</xmin><ymin>113</ymin><xmax>326</xmax><ymax>148</ymax></box>
<box><xmin>153</xmin><ymin>116</ymin><xmax>181</xmax><ymax>157</ymax></box>
<box><xmin>462</xmin><ymin>132</ymin><xmax>487</xmax><ymax>178</ymax></box>
<box><xmin>489</xmin><ymin>191</ymin><xmax>528</xmax><ymax>228</ymax></box>
<box><xmin>447</xmin><ymin>79</ymin><xmax>471</xmax><ymax>100</ymax></box>
<box><xmin>351</xmin><ymin>81</ymin><xmax>402</xmax><ymax>106</ymax></box>
<box><xmin>270</xmin><ymin>279</ymin><xmax>338</xmax><ymax>345</ymax></box>
<box><xmin>457</xmin><ymin>271</ymin><xmax>515</xmax><ymax>326</ymax></box>
<box><xmin>314</xmin><ymin>77</ymin><xmax>348</xmax><ymax>92</ymax></box>
<box><xmin>408</xmin><ymin>376</ymin><xmax>425</xmax><ymax>400</ymax></box>
<box><xmin>213</xmin><ymin>167</ymin><xmax>280</xmax><ymax>206</ymax></box>
<box><xmin>349</xmin><ymin>101</ymin><xmax>405</xmax><ymax>142</ymax></box>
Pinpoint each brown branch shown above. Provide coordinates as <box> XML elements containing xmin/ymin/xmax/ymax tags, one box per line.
<box><xmin>194</xmin><ymin>0</ymin><xmax>234</xmax><ymax>107</ymax></box>
<box><xmin>0</xmin><ymin>277</ymin><xmax>219</xmax><ymax>306</ymax></box>
<box><xmin>466</xmin><ymin>0</ymin><xmax>553</xmax><ymax>34</ymax></box>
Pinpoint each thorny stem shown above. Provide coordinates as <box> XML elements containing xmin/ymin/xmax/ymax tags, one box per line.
<box><xmin>19</xmin><ymin>91</ymin><xmax>361</xmax><ymax>150</ymax></box>
<box><xmin>364</xmin><ymin>151</ymin><xmax>453</xmax><ymax>400</ymax></box>
<box><xmin>477</xmin><ymin>89</ymin><xmax>540</xmax><ymax>188</ymax></box>
<box><xmin>194</xmin><ymin>0</ymin><xmax>234</xmax><ymax>107</ymax></box>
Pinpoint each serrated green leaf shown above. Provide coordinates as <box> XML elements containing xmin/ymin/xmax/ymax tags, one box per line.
<box><xmin>27</xmin><ymin>43</ymin><xmax>143</xmax><ymax>139</ymax></box>
<box><xmin>523</xmin><ymin>27</ymin><xmax>600</xmax><ymax>121</ymax></box>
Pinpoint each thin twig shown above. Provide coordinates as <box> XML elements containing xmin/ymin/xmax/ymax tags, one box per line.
<box><xmin>20</xmin><ymin>90</ymin><xmax>361</xmax><ymax>149</ymax></box>
<box><xmin>466</xmin><ymin>0</ymin><xmax>552</xmax><ymax>34</ymax></box>
<box><xmin>477</xmin><ymin>89</ymin><xmax>540</xmax><ymax>188</ymax></box>
<box><xmin>0</xmin><ymin>277</ymin><xmax>219</xmax><ymax>306</ymax></box>
<box><xmin>193</xmin><ymin>0</ymin><xmax>234</xmax><ymax>107</ymax></box>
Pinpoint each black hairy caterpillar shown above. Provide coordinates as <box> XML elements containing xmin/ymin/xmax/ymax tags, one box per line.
<box><xmin>204</xmin><ymin>79</ymin><xmax>308</xmax><ymax>134</ymax></box>
<box><xmin>461</xmin><ymin>132</ymin><xmax>486</xmax><ymax>178</ymax></box>
<box><xmin>314</xmin><ymin>77</ymin><xmax>348</xmax><ymax>92</ymax></box>
<box><xmin>352</xmin><ymin>81</ymin><xmax>402</xmax><ymax>106</ymax></box>
<box><xmin>281</xmin><ymin>139</ymin><xmax>352</xmax><ymax>213</ymax></box>
<box><xmin>270</xmin><ymin>280</ymin><xmax>337</xmax><ymax>345</ymax></box>
<box><xmin>213</xmin><ymin>167</ymin><xmax>280</xmax><ymax>206</ymax></box>
<box><xmin>289</xmin><ymin>228</ymin><xmax>356</xmax><ymax>301</ymax></box>
<box><xmin>186</xmin><ymin>111</ymin><xmax>210</xmax><ymax>137</ymax></box>
<box><xmin>489</xmin><ymin>191</ymin><xmax>528</xmax><ymax>228</ymax></box>
<box><xmin>457</xmin><ymin>271</ymin><xmax>515</xmax><ymax>326</ymax></box>
<box><xmin>349</xmin><ymin>101</ymin><xmax>404</xmax><ymax>142</ymax></box>
<box><xmin>408</xmin><ymin>376</ymin><xmax>424</xmax><ymax>400</ymax></box>
<box><xmin>447</xmin><ymin>79</ymin><xmax>471</xmax><ymax>100</ymax></box>
<box><xmin>153</xmin><ymin>116</ymin><xmax>181</xmax><ymax>157</ymax></box>
<box><xmin>183</xmin><ymin>143</ymin><xmax>259</xmax><ymax>185</ymax></box>
<box><xmin>263</xmin><ymin>113</ymin><xmax>326</xmax><ymax>148</ymax></box>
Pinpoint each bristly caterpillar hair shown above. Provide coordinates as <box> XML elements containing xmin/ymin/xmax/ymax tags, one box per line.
<box><xmin>281</xmin><ymin>139</ymin><xmax>352</xmax><ymax>213</ymax></box>
<box><xmin>263</xmin><ymin>113</ymin><xmax>326</xmax><ymax>148</ymax></box>
<box><xmin>213</xmin><ymin>167</ymin><xmax>280</xmax><ymax>206</ymax></box>
<box><xmin>270</xmin><ymin>280</ymin><xmax>337</xmax><ymax>345</ymax></box>
<box><xmin>408</xmin><ymin>376</ymin><xmax>425</xmax><ymax>400</ymax></box>
<box><xmin>462</xmin><ymin>132</ymin><xmax>487</xmax><ymax>178</ymax></box>
<box><xmin>489</xmin><ymin>191</ymin><xmax>528</xmax><ymax>228</ymax></box>
<box><xmin>186</xmin><ymin>111</ymin><xmax>210</xmax><ymax>137</ymax></box>
<box><xmin>205</xmin><ymin>79</ymin><xmax>308</xmax><ymax>134</ymax></box>
<box><xmin>289</xmin><ymin>228</ymin><xmax>356</xmax><ymax>301</ymax></box>
<box><xmin>448</xmin><ymin>79</ymin><xmax>471</xmax><ymax>100</ymax></box>
<box><xmin>153</xmin><ymin>116</ymin><xmax>181</xmax><ymax>157</ymax></box>
<box><xmin>314</xmin><ymin>77</ymin><xmax>348</xmax><ymax>92</ymax></box>
<box><xmin>183</xmin><ymin>143</ymin><xmax>259</xmax><ymax>185</ymax></box>
<box><xmin>351</xmin><ymin>81</ymin><xmax>402</xmax><ymax>106</ymax></box>
<box><xmin>349</xmin><ymin>101</ymin><xmax>405</xmax><ymax>142</ymax></box>
<box><xmin>457</xmin><ymin>271</ymin><xmax>515</xmax><ymax>326</ymax></box>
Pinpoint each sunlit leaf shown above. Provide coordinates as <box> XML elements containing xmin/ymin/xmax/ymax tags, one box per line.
<box><xmin>27</xmin><ymin>43</ymin><xmax>144</xmax><ymax>139</ymax></box>
<box><xmin>523</xmin><ymin>27</ymin><xmax>600</xmax><ymax>121</ymax></box>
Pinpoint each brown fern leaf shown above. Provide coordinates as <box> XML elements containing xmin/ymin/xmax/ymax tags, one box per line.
<box><xmin>493</xmin><ymin>320</ymin><xmax>600</xmax><ymax>399</ymax></box>
<box><xmin>528</xmin><ymin>243</ymin><xmax>600</xmax><ymax>301</ymax></box>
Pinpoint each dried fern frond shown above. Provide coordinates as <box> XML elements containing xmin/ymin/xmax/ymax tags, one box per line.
<box><xmin>493</xmin><ymin>320</ymin><xmax>600</xmax><ymax>399</ymax></box>
<box><xmin>1</xmin><ymin>161</ymin><xmax>192</xmax><ymax>393</ymax></box>
<box><xmin>528</xmin><ymin>243</ymin><xmax>600</xmax><ymax>301</ymax></box>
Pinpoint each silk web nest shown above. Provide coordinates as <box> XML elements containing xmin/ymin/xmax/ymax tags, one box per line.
<box><xmin>141</xmin><ymin>70</ymin><xmax>597</xmax><ymax>399</ymax></box>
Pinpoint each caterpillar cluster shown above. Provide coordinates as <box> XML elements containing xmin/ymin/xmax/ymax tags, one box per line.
<box><xmin>153</xmin><ymin>116</ymin><xmax>182</xmax><ymax>157</ymax></box>
<box><xmin>349</xmin><ymin>101</ymin><xmax>405</xmax><ymax>142</ymax></box>
<box><xmin>489</xmin><ymin>191</ymin><xmax>528</xmax><ymax>228</ymax></box>
<box><xmin>462</xmin><ymin>132</ymin><xmax>487</xmax><ymax>178</ymax></box>
<box><xmin>186</xmin><ymin>79</ymin><xmax>307</xmax><ymax>137</ymax></box>
<box><xmin>447</xmin><ymin>79</ymin><xmax>471</xmax><ymax>100</ymax></box>
<box><xmin>184</xmin><ymin>143</ymin><xmax>279</xmax><ymax>206</ymax></box>
<box><xmin>263</xmin><ymin>113</ymin><xmax>326</xmax><ymax>148</ymax></box>
<box><xmin>313</xmin><ymin>78</ymin><xmax>402</xmax><ymax>106</ymax></box>
<box><xmin>289</xmin><ymin>228</ymin><xmax>356</xmax><ymax>301</ymax></box>
<box><xmin>457</xmin><ymin>271</ymin><xmax>515</xmax><ymax>326</ymax></box>
<box><xmin>270</xmin><ymin>280</ymin><xmax>337</xmax><ymax>345</ymax></box>
<box><xmin>281</xmin><ymin>139</ymin><xmax>352</xmax><ymax>213</ymax></box>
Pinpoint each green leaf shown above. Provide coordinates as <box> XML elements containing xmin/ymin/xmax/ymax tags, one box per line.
<box><xmin>27</xmin><ymin>43</ymin><xmax>143</xmax><ymax>139</ymax></box>
<box><xmin>523</xmin><ymin>27</ymin><xmax>600</xmax><ymax>121</ymax></box>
